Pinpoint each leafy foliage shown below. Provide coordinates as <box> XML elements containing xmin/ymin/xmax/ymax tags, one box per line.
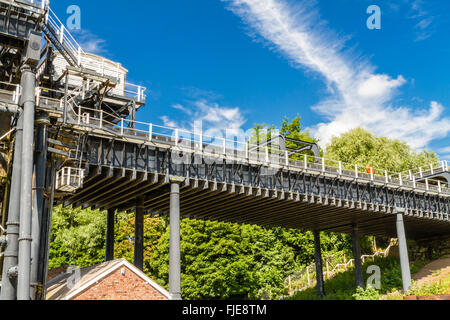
<box><xmin>280</xmin><ymin>116</ymin><xmax>317</xmax><ymax>144</ymax></box>
<box><xmin>287</xmin><ymin>256</ymin><xmax>404</xmax><ymax>300</ymax></box>
<box><xmin>49</xmin><ymin>205</ymin><xmax>107</xmax><ymax>269</ymax></box>
<box><xmin>142</xmin><ymin>219</ymin><xmax>356</xmax><ymax>300</ymax></box>
<box><xmin>325</xmin><ymin>127</ymin><xmax>438</xmax><ymax>172</ymax></box>
<box><xmin>353</xmin><ymin>286</ymin><xmax>381</xmax><ymax>300</ymax></box>
<box><xmin>407</xmin><ymin>277</ymin><xmax>450</xmax><ymax>296</ymax></box>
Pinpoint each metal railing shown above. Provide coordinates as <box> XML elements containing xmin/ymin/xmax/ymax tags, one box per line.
<box><xmin>55</xmin><ymin>167</ymin><xmax>84</xmax><ymax>192</ymax></box>
<box><xmin>45</xmin><ymin>7</ymin><xmax>84</xmax><ymax>65</ymax></box>
<box><xmin>284</xmin><ymin>245</ymin><xmax>392</xmax><ymax>296</ymax></box>
<box><xmin>3</xmin><ymin>0</ymin><xmax>48</xmax><ymax>12</ymax></box>
<box><xmin>125</xmin><ymin>83</ymin><xmax>146</xmax><ymax>102</ymax></box>
<box><xmin>58</xmin><ymin>102</ymin><xmax>450</xmax><ymax>194</ymax></box>
<box><xmin>0</xmin><ymin>81</ymin><xmax>21</xmax><ymax>105</ymax></box>
<box><xmin>34</xmin><ymin>95</ymin><xmax>450</xmax><ymax>195</ymax></box>
<box><xmin>400</xmin><ymin>161</ymin><xmax>449</xmax><ymax>180</ymax></box>
<box><xmin>42</xmin><ymin>7</ymin><xmax>146</xmax><ymax>101</ymax></box>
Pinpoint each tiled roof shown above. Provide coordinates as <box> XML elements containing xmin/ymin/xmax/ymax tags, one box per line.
<box><xmin>45</xmin><ymin>259</ymin><xmax>170</xmax><ymax>300</ymax></box>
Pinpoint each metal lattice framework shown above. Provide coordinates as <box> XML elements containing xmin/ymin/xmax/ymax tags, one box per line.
<box><xmin>46</xmin><ymin>132</ymin><xmax>450</xmax><ymax>240</ymax></box>
<box><xmin>0</xmin><ymin>0</ymin><xmax>449</xmax><ymax>301</ymax></box>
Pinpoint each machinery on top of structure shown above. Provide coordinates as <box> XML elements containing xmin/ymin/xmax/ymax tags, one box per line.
<box><xmin>0</xmin><ymin>0</ymin><xmax>448</xmax><ymax>302</ymax></box>
<box><xmin>405</xmin><ymin>161</ymin><xmax>450</xmax><ymax>185</ymax></box>
<box><xmin>0</xmin><ymin>0</ymin><xmax>146</xmax><ymax>301</ymax></box>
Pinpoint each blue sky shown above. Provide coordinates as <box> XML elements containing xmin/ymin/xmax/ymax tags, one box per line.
<box><xmin>51</xmin><ymin>0</ymin><xmax>450</xmax><ymax>158</ymax></box>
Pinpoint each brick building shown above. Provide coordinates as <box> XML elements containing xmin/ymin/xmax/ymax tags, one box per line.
<box><xmin>46</xmin><ymin>259</ymin><xmax>170</xmax><ymax>300</ymax></box>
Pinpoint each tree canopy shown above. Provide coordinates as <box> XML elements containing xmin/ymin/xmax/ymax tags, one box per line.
<box><xmin>325</xmin><ymin>127</ymin><xmax>438</xmax><ymax>172</ymax></box>
<box><xmin>49</xmin><ymin>206</ymin><xmax>107</xmax><ymax>269</ymax></box>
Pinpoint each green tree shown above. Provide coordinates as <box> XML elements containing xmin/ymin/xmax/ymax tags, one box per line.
<box><xmin>148</xmin><ymin>220</ymin><xmax>257</xmax><ymax>300</ymax></box>
<box><xmin>113</xmin><ymin>212</ymin><xmax>166</xmax><ymax>270</ymax></box>
<box><xmin>49</xmin><ymin>205</ymin><xmax>107</xmax><ymax>269</ymax></box>
<box><xmin>324</xmin><ymin>127</ymin><xmax>439</xmax><ymax>262</ymax></box>
<box><xmin>325</xmin><ymin>127</ymin><xmax>438</xmax><ymax>172</ymax></box>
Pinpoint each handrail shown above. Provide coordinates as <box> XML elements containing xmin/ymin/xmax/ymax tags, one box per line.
<box><xmin>41</xmin><ymin>6</ymin><xmax>147</xmax><ymax>101</ymax></box>
<box><xmin>329</xmin><ymin>245</ymin><xmax>392</xmax><ymax>275</ymax></box>
<box><xmin>0</xmin><ymin>82</ymin><xmax>21</xmax><ymax>104</ymax></box>
<box><xmin>47</xmin><ymin>7</ymin><xmax>84</xmax><ymax>60</ymax></box>
<box><xmin>284</xmin><ymin>245</ymin><xmax>392</xmax><ymax>296</ymax></box>
<box><xmin>6</xmin><ymin>0</ymin><xmax>48</xmax><ymax>12</ymax></box>
<box><xmin>400</xmin><ymin>160</ymin><xmax>449</xmax><ymax>180</ymax></box>
<box><xmin>35</xmin><ymin>90</ymin><xmax>450</xmax><ymax>195</ymax></box>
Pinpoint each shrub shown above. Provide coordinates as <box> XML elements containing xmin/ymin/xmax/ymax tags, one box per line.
<box><xmin>353</xmin><ymin>286</ymin><xmax>381</xmax><ymax>300</ymax></box>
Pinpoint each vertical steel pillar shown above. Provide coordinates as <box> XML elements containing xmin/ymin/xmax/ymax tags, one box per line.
<box><xmin>105</xmin><ymin>208</ymin><xmax>115</xmax><ymax>262</ymax></box>
<box><xmin>352</xmin><ymin>226</ymin><xmax>364</xmax><ymax>288</ymax></box>
<box><xmin>134</xmin><ymin>199</ymin><xmax>144</xmax><ymax>270</ymax></box>
<box><xmin>63</xmin><ymin>72</ymin><xmax>68</xmax><ymax>124</ymax></box>
<box><xmin>17</xmin><ymin>65</ymin><xmax>36</xmax><ymax>300</ymax></box>
<box><xmin>30</xmin><ymin>114</ymin><xmax>49</xmax><ymax>299</ymax></box>
<box><xmin>169</xmin><ymin>180</ymin><xmax>182</xmax><ymax>300</ymax></box>
<box><xmin>313</xmin><ymin>230</ymin><xmax>325</xmax><ymax>298</ymax></box>
<box><xmin>0</xmin><ymin>113</ymin><xmax>23</xmax><ymax>300</ymax></box>
<box><xmin>36</xmin><ymin>160</ymin><xmax>57</xmax><ymax>300</ymax></box>
<box><xmin>396</xmin><ymin>213</ymin><xmax>412</xmax><ymax>292</ymax></box>
<box><xmin>128</xmin><ymin>101</ymin><xmax>136</xmax><ymax>129</ymax></box>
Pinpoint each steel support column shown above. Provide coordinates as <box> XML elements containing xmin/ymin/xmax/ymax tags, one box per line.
<box><xmin>63</xmin><ymin>72</ymin><xmax>68</xmax><ymax>124</ymax></box>
<box><xmin>17</xmin><ymin>64</ymin><xmax>36</xmax><ymax>300</ymax></box>
<box><xmin>134</xmin><ymin>199</ymin><xmax>144</xmax><ymax>270</ymax></box>
<box><xmin>313</xmin><ymin>230</ymin><xmax>325</xmax><ymax>298</ymax></box>
<box><xmin>396</xmin><ymin>213</ymin><xmax>412</xmax><ymax>292</ymax></box>
<box><xmin>105</xmin><ymin>208</ymin><xmax>115</xmax><ymax>262</ymax></box>
<box><xmin>30</xmin><ymin>114</ymin><xmax>49</xmax><ymax>299</ymax></box>
<box><xmin>169</xmin><ymin>179</ymin><xmax>182</xmax><ymax>300</ymax></box>
<box><xmin>352</xmin><ymin>226</ymin><xmax>364</xmax><ymax>289</ymax></box>
<box><xmin>36</xmin><ymin>160</ymin><xmax>57</xmax><ymax>301</ymax></box>
<box><xmin>0</xmin><ymin>112</ymin><xmax>23</xmax><ymax>300</ymax></box>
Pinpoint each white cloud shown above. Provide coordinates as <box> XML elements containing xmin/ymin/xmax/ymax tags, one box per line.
<box><xmin>408</xmin><ymin>0</ymin><xmax>436</xmax><ymax>42</ymax></box>
<box><xmin>161</xmin><ymin>98</ymin><xmax>247</xmax><ymax>138</ymax></box>
<box><xmin>193</xmin><ymin>99</ymin><xmax>246</xmax><ymax>137</ymax></box>
<box><xmin>72</xmin><ymin>29</ymin><xmax>108</xmax><ymax>55</ymax></box>
<box><xmin>439</xmin><ymin>146</ymin><xmax>450</xmax><ymax>155</ymax></box>
<box><xmin>172</xmin><ymin>104</ymin><xmax>192</xmax><ymax>115</ymax></box>
<box><xmin>357</xmin><ymin>75</ymin><xmax>406</xmax><ymax>100</ymax></box>
<box><xmin>160</xmin><ymin>116</ymin><xmax>178</xmax><ymax>128</ymax></box>
<box><xmin>224</xmin><ymin>0</ymin><xmax>450</xmax><ymax>149</ymax></box>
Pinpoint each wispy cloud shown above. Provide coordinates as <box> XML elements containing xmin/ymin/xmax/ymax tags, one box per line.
<box><xmin>223</xmin><ymin>0</ymin><xmax>450</xmax><ymax>149</ymax></box>
<box><xmin>439</xmin><ymin>146</ymin><xmax>450</xmax><ymax>154</ymax></box>
<box><xmin>192</xmin><ymin>99</ymin><xmax>246</xmax><ymax>137</ymax></box>
<box><xmin>72</xmin><ymin>29</ymin><xmax>108</xmax><ymax>55</ymax></box>
<box><xmin>408</xmin><ymin>0</ymin><xmax>436</xmax><ymax>42</ymax></box>
<box><xmin>439</xmin><ymin>146</ymin><xmax>450</xmax><ymax>160</ymax></box>
<box><xmin>180</xmin><ymin>86</ymin><xmax>224</xmax><ymax>101</ymax></box>
<box><xmin>160</xmin><ymin>115</ymin><xmax>178</xmax><ymax>128</ymax></box>
<box><xmin>172</xmin><ymin>104</ymin><xmax>193</xmax><ymax>115</ymax></box>
<box><xmin>161</xmin><ymin>94</ymin><xmax>247</xmax><ymax>138</ymax></box>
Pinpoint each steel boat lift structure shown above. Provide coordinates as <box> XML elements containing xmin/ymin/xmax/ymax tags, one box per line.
<box><xmin>0</xmin><ymin>0</ymin><xmax>449</xmax><ymax>301</ymax></box>
<box><xmin>0</xmin><ymin>0</ymin><xmax>145</xmax><ymax>300</ymax></box>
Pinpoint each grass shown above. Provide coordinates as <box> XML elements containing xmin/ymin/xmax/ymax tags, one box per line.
<box><xmin>285</xmin><ymin>256</ymin><xmax>433</xmax><ymax>300</ymax></box>
<box><xmin>431</xmin><ymin>270</ymin><xmax>442</xmax><ymax>277</ymax></box>
<box><xmin>407</xmin><ymin>272</ymin><xmax>450</xmax><ymax>296</ymax></box>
